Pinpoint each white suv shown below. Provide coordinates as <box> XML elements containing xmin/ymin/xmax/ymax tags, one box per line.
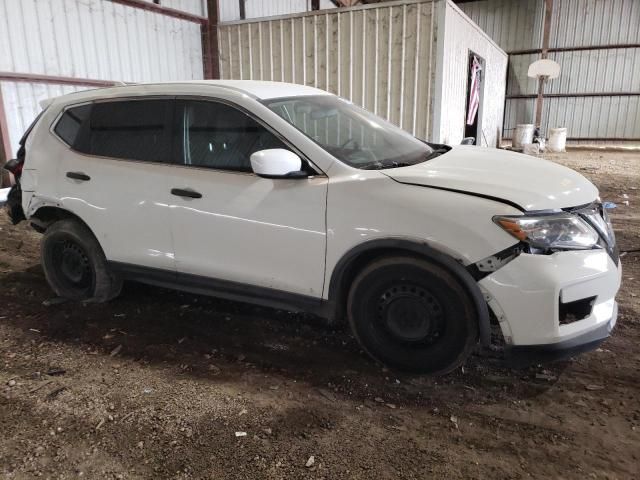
<box><xmin>4</xmin><ymin>81</ymin><xmax>621</xmax><ymax>374</ymax></box>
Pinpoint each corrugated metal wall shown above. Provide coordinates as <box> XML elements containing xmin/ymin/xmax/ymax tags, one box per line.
<box><xmin>141</xmin><ymin>0</ymin><xmax>207</xmax><ymax>17</ymax></box>
<box><xmin>460</xmin><ymin>0</ymin><xmax>640</xmax><ymax>142</ymax></box>
<box><xmin>218</xmin><ymin>1</ymin><xmax>437</xmax><ymax>139</ymax></box>
<box><xmin>219</xmin><ymin>0</ymin><xmax>336</xmax><ymax>23</ymax></box>
<box><xmin>456</xmin><ymin>0</ymin><xmax>543</xmax><ymax>52</ymax></box>
<box><xmin>0</xmin><ymin>0</ymin><xmax>204</xmax><ymax>157</ymax></box>
<box><xmin>436</xmin><ymin>2</ymin><xmax>508</xmax><ymax>146</ymax></box>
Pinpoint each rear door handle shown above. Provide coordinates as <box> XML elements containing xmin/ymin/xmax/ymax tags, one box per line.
<box><xmin>171</xmin><ymin>188</ymin><xmax>202</xmax><ymax>199</ymax></box>
<box><xmin>66</xmin><ymin>171</ymin><xmax>90</xmax><ymax>181</ymax></box>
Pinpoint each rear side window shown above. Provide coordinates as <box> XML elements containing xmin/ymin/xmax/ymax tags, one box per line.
<box><xmin>69</xmin><ymin>99</ymin><xmax>173</xmax><ymax>163</ymax></box>
<box><xmin>54</xmin><ymin>104</ymin><xmax>91</xmax><ymax>147</ymax></box>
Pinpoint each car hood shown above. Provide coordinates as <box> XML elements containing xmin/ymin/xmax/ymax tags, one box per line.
<box><xmin>382</xmin><ymin>145</ymin><xmax>598</xmax><ymax>211</ymax></box>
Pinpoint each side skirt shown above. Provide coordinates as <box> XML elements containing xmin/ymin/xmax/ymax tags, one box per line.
<box><xmin>108</xmin><ymin>262</ymin><xmax>328</xmax><ymax>317</ymax></box>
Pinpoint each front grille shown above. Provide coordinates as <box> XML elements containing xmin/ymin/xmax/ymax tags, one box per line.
<box><xmin>559</xmin><ymin>296</ymin><xmax>596</xmax><ymax>325</ymax></box>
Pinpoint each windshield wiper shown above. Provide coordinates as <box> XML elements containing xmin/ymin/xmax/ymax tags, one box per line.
<box><xmin>360</xmin><ymin>161</ymin><xmax>413</xmax><ymax>170</ymax></box>
<box><xmin>423</xmin><ymin>148</ymin><xmax>450</xmax><ymax>161</ymax></box>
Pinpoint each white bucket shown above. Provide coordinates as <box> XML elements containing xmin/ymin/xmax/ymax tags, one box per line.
<box><xmin>513</xmin><ymin>124</ymin><xmax>535</xmax><ymax>150</ymax></box>
<box><xmin>548</xmin><ymin>127</ymin><xmax>567</xmax><ymax>152</ymax></box>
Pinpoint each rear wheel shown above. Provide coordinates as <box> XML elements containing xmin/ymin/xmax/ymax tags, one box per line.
<box><xmin>347</xmin><ymin>256</ymin><xmax>478</xmax><ymax>374</ymax></box>
<box><xmin>41</xmin><ymin>219</ymin><xmax>122</xmax><ymax>302</ymax></box>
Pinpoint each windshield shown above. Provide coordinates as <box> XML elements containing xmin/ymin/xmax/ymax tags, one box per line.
<box><xmin>264</xmin><ymin>95</ymin><xmax>438</xmax><ymax>169</ymax></box>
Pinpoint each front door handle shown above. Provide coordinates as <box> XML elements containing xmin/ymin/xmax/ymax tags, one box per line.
<box><xmin>171</xmin><ymin>188</ymin><xmax>202</xmax><ymax>199</ymax></box>
<box><xmin>66</xmin><ymin>171</ymin><xmax>90</xmax><ymax>181</ymax></box>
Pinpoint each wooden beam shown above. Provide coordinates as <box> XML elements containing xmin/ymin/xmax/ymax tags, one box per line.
<box><xmin>109</xmin><ymin>0</ymin><xmax>207</xmax><ymax>24</ymax></box>
<box><xmin>203</xmin><ymin>0</ymin><xmax>220</xmax><ymax>79</ymax></box>
<box><xmin>0</xmin><ymin>71</ymin><xmax>118</xmax><ymax>88</ymax></box>
<box><xmin>508</xmin><ymin>92</ymin><xmax>640</xmax><ymax>100</ymax></box>
<box><xmin>508</xmin><ymin>43</ymin><xmax>640</xmax><ymax>56</ymax></box>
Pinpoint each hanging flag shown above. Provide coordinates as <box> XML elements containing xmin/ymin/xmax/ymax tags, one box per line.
<box><xmin>466</xmin><ymin>56</ymin><xmax>482</xmax><ymax>126</ymax></box>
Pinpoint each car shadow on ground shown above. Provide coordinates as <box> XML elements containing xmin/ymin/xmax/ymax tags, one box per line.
<box><xmin>1</xmin><ymin>265</ymin><xmax>564</xmax><ymax>407</ymax></box>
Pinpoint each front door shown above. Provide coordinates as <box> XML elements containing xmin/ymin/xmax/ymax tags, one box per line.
<box><xmin>168</xmin><ymin>99</ymin><xmax>327</xmax><ymax>299</ymax></box>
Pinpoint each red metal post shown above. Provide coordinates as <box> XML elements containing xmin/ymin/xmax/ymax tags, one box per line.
<box><xmin>203</xmin><ymin>0</ymin><xmax>221</xmax><ymax>80</ymax></box>
<box><xmin>0</xmin><ymin>85</ymin><xmax>13</xmax><ymax>187</ymax></box>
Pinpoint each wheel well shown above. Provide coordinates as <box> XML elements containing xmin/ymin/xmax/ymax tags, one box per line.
<box><xmin>327</xmin><ymin>240</ymin><xmax>491</xmax><ymax>345</ymax></box>
<box><xmin>30</xmin><ymin>207</ymin><xmax>93</xmax><ymax>234</ymax></box>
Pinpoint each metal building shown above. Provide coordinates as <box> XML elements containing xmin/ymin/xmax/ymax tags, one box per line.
<box><xmin>0</xmin><ymin>0</ymin><xmax>208</xmax><ymax>186</ymax></box>
<box><xmin>459</xmin><ymin>0</ymin><xmax>640</xmax><ymax>145</ymax></box>
<box><xmin>217</xmin><ymin>0</ymin><xmax>508</xmax><ymax>146</ymax></box>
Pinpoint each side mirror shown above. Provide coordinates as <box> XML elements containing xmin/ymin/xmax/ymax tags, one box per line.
<box><xmin>250</xmin><ymin>149</ymin><xmax>305</xmax><ymax>179</ymax></box>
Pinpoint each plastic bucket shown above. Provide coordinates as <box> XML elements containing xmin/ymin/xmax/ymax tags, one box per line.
<box><xmin>512</xmin><ymin>124</ymin><xmax>535</xmax><ymax>150</ymax></box>
<box><xmin>548</xmin><ymin>127</ymin><xmax>567</xmax><ymax>152</ymax></box>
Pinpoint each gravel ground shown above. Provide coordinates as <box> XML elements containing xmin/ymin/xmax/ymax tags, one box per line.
<box><xmin>0</xmin><ymin>150</ymin><xmax>639</xmax><ymax>479</ymax></box>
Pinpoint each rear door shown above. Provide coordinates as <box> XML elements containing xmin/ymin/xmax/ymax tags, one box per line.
<box><xmin>167</xmin><ymin>98</ymin><xmax>328</xmax><ymax>299</ymax></box>
<box><xmin>53</xmin><ymin>98</ymin><xmax>177</xmax><ymax>271</ymax></box>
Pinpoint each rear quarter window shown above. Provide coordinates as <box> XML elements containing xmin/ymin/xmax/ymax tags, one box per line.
<box><xmin>53</xmin><ymin>104</ymin><xmax>92</xmax><ymax>147</ymax></box>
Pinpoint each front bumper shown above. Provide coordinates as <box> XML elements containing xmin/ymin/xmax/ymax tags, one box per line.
<box><xmin>505</xmin><ymin>304</ymin><xmax>617</xmax><ymax>367</ymax></box>
<box><xmin>479</xmin><ymin>249</ymin><xmax>621</xmax><ymax>365</ymax></box>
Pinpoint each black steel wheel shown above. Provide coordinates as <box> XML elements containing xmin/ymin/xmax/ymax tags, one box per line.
<box><xmin>49</xmin><ymin>238</ymin><xmax>94</xmax><ymax>295</ymax></box>
<box><xmin>41</xmin><ymin>218</ymin><xmax>122</xmax><ymax>302</ymax></box>
<box><xmin>347</xmin><ymin>256</ymin><xmax>479</xmax><ymax>374</ymax></box>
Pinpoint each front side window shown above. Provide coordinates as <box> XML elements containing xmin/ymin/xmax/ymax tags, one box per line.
<box><xmin>265</xmin><ymin>95</ymin><xmax>438</xmax><ymax>169</ymax></box>
<box><xmin>178</xmin><ymin>100</ymin><xmax>287</xmax><ymax>172</ymax></box>
<box><xmin>74</xmin><ymin>99</ymin><xmax>172</xmax><ymax>163</ymax></box>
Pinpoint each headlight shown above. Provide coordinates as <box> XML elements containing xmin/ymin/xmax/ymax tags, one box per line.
<box><xmin>494</xmin><ymin>213</ymin><xmax>599</xmax><ymax>250</ymax></box>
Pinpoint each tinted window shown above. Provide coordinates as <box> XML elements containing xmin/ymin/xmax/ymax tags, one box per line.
<box><xmin>75</xmin><ymin>100</ymin><xmax>172</xmax><ymax>162</ymax></box>
<box><xmin>179</xmin><ymin>100</ymin><xmax>287</xmax><ymax>172</ymax></box>
<box><xmin>54</xmin><ymin>104</ymin><xmax>92</xmax><ymax>147</ymax></box>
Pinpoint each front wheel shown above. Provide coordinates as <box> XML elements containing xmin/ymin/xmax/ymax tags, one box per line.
<box><xmin>347</xmin><ymin>256</ymin><xmax>479</xmax><ymax>374</ymax></box>
<box><xmin>41</xmin><ymin>219</ymin><xmax>122</xmax><ymax>302</ymax></box>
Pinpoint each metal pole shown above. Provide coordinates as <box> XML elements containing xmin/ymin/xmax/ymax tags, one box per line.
<box><xmin>535</xmin><ymin>0</ymin><xmax>553</xmax><ymax>128</ymax></box>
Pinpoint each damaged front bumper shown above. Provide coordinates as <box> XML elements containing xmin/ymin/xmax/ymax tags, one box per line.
<box><xmin>479</xmin><ymin>249</ymin><xmax>621</xmax><ymax>367</ymax></box>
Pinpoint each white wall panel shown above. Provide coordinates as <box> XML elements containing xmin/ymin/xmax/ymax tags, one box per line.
<box><xmin>0</xmin><ymin>0</ymin><xmax>204</xmax><ymax>82</ymax></box>
<box><xmin>436</xmin><ymin>1</ymin><xmax>508</xmax><ymax>146</ymax></box>
<box><xmin>219</xmin><ymin>1</ymin><xmax>438</xmax><ymax>139</ymax></box>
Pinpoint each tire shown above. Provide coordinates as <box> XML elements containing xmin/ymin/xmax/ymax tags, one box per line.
<box><xmin>41</xmin><ymin>219</ymin><xmax>122</xmax><ymax>302</ymax></box>
<box><xmin>347</xmin><ymin>256</ymin><xmax>479</xmax><ymax>374</ymax></box>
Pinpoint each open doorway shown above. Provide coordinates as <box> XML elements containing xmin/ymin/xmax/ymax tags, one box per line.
<box><xmin>464</xmin><ymin>52</ymin><xmax>484</xmax><ymax>145</ymax></box>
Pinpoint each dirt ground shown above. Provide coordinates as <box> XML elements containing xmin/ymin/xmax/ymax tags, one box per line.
<box><xmin>1</xmin><ymin>150</ymin><xmax>639</xmax><ymax>479</ymax></box>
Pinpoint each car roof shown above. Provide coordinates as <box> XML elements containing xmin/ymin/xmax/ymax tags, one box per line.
<box><xmin>189</xmin><ymin>80</ymin><xmax>330</xmax><ymax>99</ymax></box>
<box><xmin>43</xmin><ymin>80</ymin><xmax>331</xmax><ymax>110</ymax></box>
